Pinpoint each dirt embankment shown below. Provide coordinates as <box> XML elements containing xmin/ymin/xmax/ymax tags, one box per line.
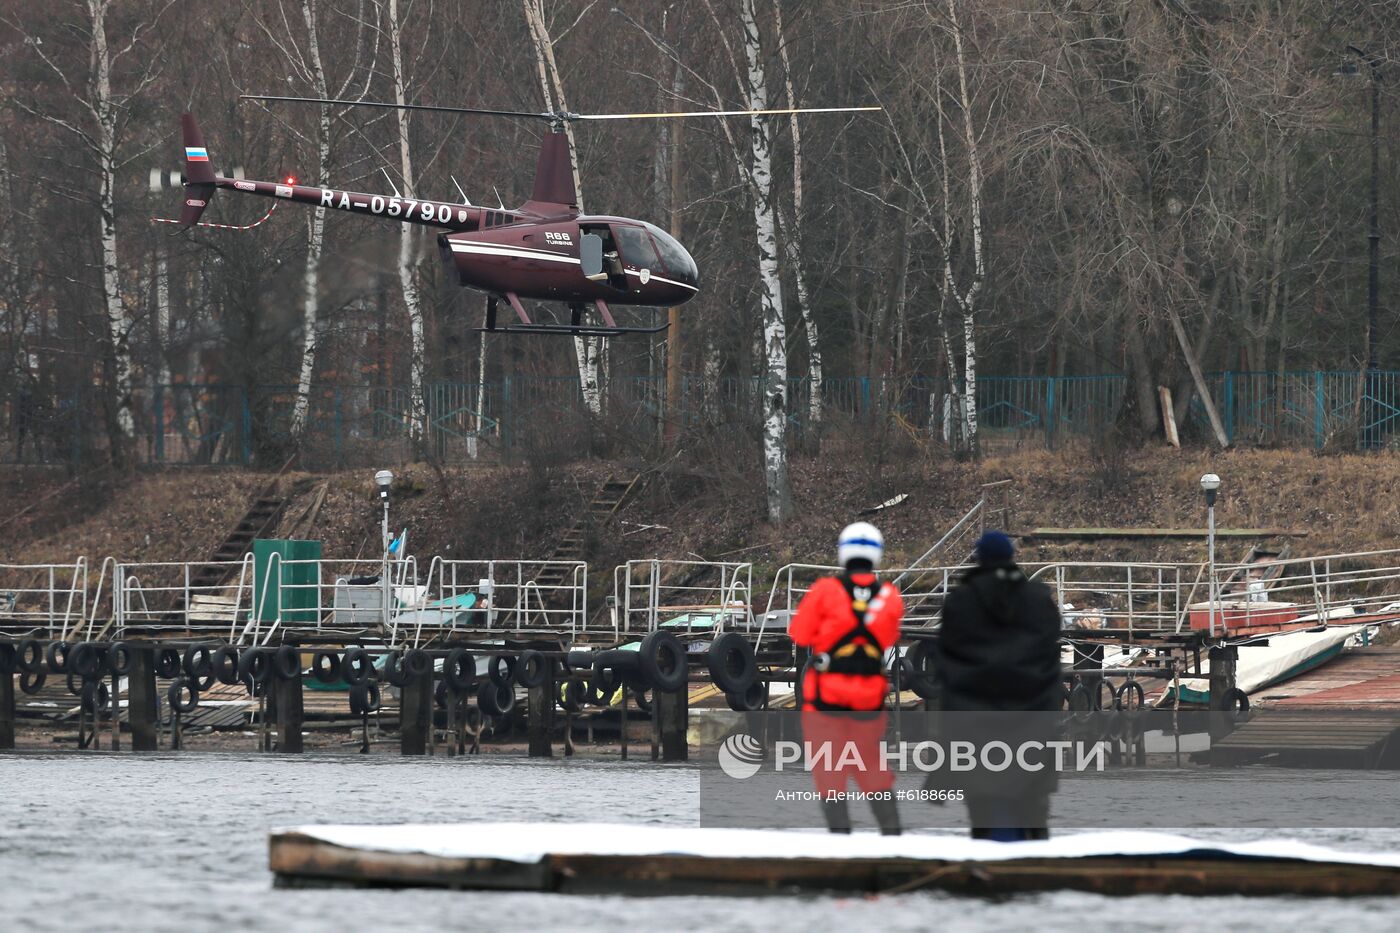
<box><xmin>4</xmin><ymin>447</ymin><xmax>1400</xmax><ymax>575</ymax></box>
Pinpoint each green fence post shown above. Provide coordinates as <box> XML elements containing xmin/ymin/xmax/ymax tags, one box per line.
<box><xmin>1314</xmin><ymin>371</ymin><xmax>1325</xmax><ymax>450</ymax></box>
<box><xmin>503</xmin><ymin>375</ymin><xmax>513</xmax><ymax>450</ymax></box>
<box><xmin>1045</xmin><ymin>376</ymin><xmax>1057</xmax><ymax>450</ymax></box>
<box><xmin>241</xmin><ymin>387</ymin><xmax>252</xmax><ymax>465</ymax></box>
<box><xmin>1223</xmin><ymin>371</ymin><xmax>1235</xmax><ymax>444</ymax></box>
<box><xmin>860</xmin><ymin>377</ymin><xmax>871</xmax><ymax>422</ymax></box>
<box><xmin>153</xmin><ymin>384</ymin><xmax>164</xmax><ymax>463</ymax></box>
<box><xmin>333</xmin><ymin>388</ymin><xmax>344</xmax><ymax>465</ymax></box>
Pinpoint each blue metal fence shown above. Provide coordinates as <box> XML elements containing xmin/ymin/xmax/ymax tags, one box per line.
<box><xmin>6</xmin><ymin>370</ymin><xmax>1400</xmax><ymax>466</ymax></box>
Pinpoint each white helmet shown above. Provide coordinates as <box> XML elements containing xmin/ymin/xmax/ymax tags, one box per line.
<box><xmin>838</xmin><ymin>522</ymin><xmax>884</xmax><ymax>569</ymax></box>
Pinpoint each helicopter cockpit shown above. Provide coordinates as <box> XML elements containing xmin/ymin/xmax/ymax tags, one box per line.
<box><xmin>580</xmin><ymin>221</ymin><xmax>698</xmax><ymax>293</ymax></box>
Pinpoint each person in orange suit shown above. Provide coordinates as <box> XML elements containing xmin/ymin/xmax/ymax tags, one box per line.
<box><xmin>789</xmin><ymin>522</ymin><xmax>904</xmax><ymax>835</ymax></box>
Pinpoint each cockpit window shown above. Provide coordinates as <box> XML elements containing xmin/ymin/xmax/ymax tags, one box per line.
<box><xmin>643</xmin><ymin>223</ymin><xmax>697</xmax><ymax>280</ymax></box>
<box><xmin>613</xmin><ymin>225</ymin><xmax>659</xmax><ymax>270</ymax></box>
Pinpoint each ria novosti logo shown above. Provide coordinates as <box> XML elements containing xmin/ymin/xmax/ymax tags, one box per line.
<box><xmin>717</xmin><ymin>733</ymin><xmax>765</xmax><ymax>779</ymax></box>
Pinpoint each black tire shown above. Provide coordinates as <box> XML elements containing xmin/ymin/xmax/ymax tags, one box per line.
<box><xmin>477</xmin><ymin>679</ymin><xmax>515</xmax><ymax>717</ymax></box>
<box><xmin>382</xmin><ymin>651</ymin><xmax>407</xmax><ymax>688</ymax></box>
<box><xmin>350</xmin><ymin>681</ymin><xmax>382</xmax><ymax>716</ymax></box>
<box><xmin>193</xmin><ymin>669</ymin><xmax>216</xmax><ymax>692</ymax></box>
<box><xmin>1115</xmin><ymin>680</ymin><xmax>1146</xmax><ymax>711</ymax></box>
<box><xmin>516</xmin><ymin>650</ymin><xmax>549</xmax><ymax>689</ymax></box>
<box><xmin>1221</xmin><ymin>687</ymin><xmax>1251</xmax><ymax>725</ymax></box>
<box><xmin>183</xmin><ymin>644</ymin><xmax>215</xmax><ymax>678</ymax></box>
<box><xmin>725</xmin><ymin>680</ymin><xmax>768</xmax><ymax>712</ymax></box>
<box><xmin>0</xmin><ymin>640</ymin><xmax>16</xmax><ymax>676</ymax></box>
<box><xmin>70</xmin><ymin>641</ymin><xmax>102</xmax><ymax>678</ymax></box>
<box><xmin>20</xmin><ymin>669</ymin><xmax>46</xmax><ymax>695</ymax></box>
<box><xmin>905</xmin><ymin>640</ymin><xmax>941</xmax><ymax>700</ymax></box>
<box><xmin>402</xmin><ymin>648</ymin><xmax>431</xmax><ymax>680</ymax></box>
<box><xmin>707</xmin><ymin>633</ymin><xmax>757</xmax><ymax>694</ymax></box>
<box><xmin>109</xmin><ymin>642</ymin><xmax>137</xmax><ymax>677</ymax></box>
<box><xmin>434</xmin><ymin>678</ymin><xmax>450</xmax><ymax>709</ymax></box>
<box><xmin>272</xmin><ymin>645</ymin><xmax>301</xmax><ymax>681</ymax></box>
<box><xmin>311</xmin><ymin>650</ymin><xmax>341</xmax><ymax>685</ymax></box>
<box><xmin>18</xmin><ymin>639</ymin><xmax>43</xmax><ymax>673</ymax></box>
<box><xmin>558</xmin><ymin>679</ymin><xmax>587</xmax><ymax>713</ymax></box>
<box><xmin>488</xmin><ymin>653</ymin><xmax>516</xmax><ymax>688</ymax></box>
<box><xmin>155</xmin><ymin>648</ymin><xmax>181</xmax><ymax>680</ymax></box>
<box><xmin>1068</xmin><ymin>681</ymin><xmax>1094</xmax><ymax>724</ymax></box>
<box><xmin>239</xmin><ymin>648</ymin><xmax>272</xmax><ymax>686</ymax></box>
<box><xmin>565</xmin><ymin>649</ymin><xmax>593</xmax><ymax>672</ymax></box>
<box><xmin>341</xmin><ymin>647</ymin><xmax>373</xmax><ymax>686</ymax></box>
<box><xmin>66</xmin><ymin>670</ymin><xmax>84</xmax><ymax>695</ymax></box>
<box><xmin>630</xmin><ymin>686</ymin><xmax>654</xmax><ymax>714</ymax></box>
<box><xmin>592</xmin><ymin>650</ymin><xmax>640</xmax><ymax>691</ymax></box>
<box><xmin>1093</xmin><ymin>678</ymin><xmax>1115</xmax><ymax>711</ymax></box>
<box><xmin>586</xmin><ymin>674</ymin><xmax>615</xmax><ymax>707</ymax></box>
<box><xmin>212</xmin><ymin>646</ymin><xmax>241</xmax><ymax>685</ymax></box>
<box><xmin>639</xmin><ymin>630</ymin><xmax>687</xmax><ymax>694</ymax></box>
<box><xmin>167</xmin><ymin>678</ymin><xmax>198</xmax><ymax>714</ymax></box>
<box><xmin>81</xmin><ymin>679</ymin><xmax>111</xmax><ymax>715</ymax></box>
<box><xmin>46</xmin><ymin>640</ymin><xmax>70</xmax><ymax>674</ymax></box>
<box><xmin>444</xmin><ymin>648</ymin><xmax>475</xmax><ymax>693</ymax></box>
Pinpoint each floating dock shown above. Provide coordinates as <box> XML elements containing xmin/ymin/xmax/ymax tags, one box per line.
<box><xmin>269</xmin><ymin>823</ymin><xmax>1400</xmax><ymax>897</ymax></box>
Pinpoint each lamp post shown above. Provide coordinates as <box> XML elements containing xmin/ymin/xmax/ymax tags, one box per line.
<box><xmin>1201</xmin><ymin>473</ymin><xmax>1221</xmax><ymax>636</ymax></box>
<box><xmin>375</xmin><ymin>470</ymin><xmax>393</xmax><ymax>553</ymax></box>
<box><xmin>1338</xmin><ymin>46</ymin><xmax>1383</xmax><ymax>449</ymax></box>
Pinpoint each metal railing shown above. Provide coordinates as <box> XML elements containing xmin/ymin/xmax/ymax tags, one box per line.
<box><xmin>1199</xmin><ymin>547</ymin><xmax>1400</xmax><ymax>634</ymax></box>
<box><xmin>611</xmin><ymin>560</ymin><xmax>752</xmax><ymax>636</ymax></box>
<box><xmin>400</xmin><ymin>559</ymin><xmax>588</xmax><ymax>644</ymax></box>
<box><xmin>0</xmin><ymin>559</ymin><xmax>89</xmax><ymax>638</ymax></box>
<box><xmin>114</xmin><ymin>556</ymin><xmax>258</xmax><ymax>641</ymax></box>
<box><xmin>1026</xmin><ymin>562</ymin><xmax>1192</xmax><ymax>639</ymax></box>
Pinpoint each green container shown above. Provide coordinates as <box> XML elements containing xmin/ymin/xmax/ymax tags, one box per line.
<box><xmin>252</xmin><ymin>539</ymin><xmax>323</xmax><ymax>624</ymax></box>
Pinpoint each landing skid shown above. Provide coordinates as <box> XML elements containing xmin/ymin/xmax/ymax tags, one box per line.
<box><xmin>476</xmin><ymin>321</ymin><xmax>668</xmax><ymax>337</ymax></box>
<box><xmin>479</xmin><ymin>293</ymin><xmax>667</xmax><ymax>337</ymax></box>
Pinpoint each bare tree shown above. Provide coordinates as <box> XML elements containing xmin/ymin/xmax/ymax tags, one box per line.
<box><xmin>522</xmin><ymin>0</ymin><xmax>603</xmax><ymax>417</ymax></box>
<box><xmin>8</xmin><ymin>0</ymin><xmax>174</xmax><ymax>462</ymax></box>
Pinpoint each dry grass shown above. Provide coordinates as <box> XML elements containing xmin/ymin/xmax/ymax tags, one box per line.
<box><xmin>5</xmin><ymin>447</ymin><xmax>1400</xmax><ymax>574</ymax></box>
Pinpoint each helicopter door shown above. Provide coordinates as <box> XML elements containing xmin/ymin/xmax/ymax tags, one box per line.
<box><xmin>581</xmin><ymin>233</ymin><xmax>606</xmax><ymax>281</ymax></box>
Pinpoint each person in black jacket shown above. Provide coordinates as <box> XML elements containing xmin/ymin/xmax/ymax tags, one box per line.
<box><xmin>933</xmin><ymin>530</ymin><xmax>1063</xmax><ymax>840</ymax></box>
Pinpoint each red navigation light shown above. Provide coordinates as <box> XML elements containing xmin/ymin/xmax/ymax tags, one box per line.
<box><xmin>284</xmin><ymin>175</ymin><xmax>297</xmax><ymax>185</ymax></box>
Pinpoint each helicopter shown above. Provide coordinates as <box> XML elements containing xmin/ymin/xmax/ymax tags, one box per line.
<box><xmin>160</xmin><ymin>97</ymin><xmax>878</xmax><ymax>337</ymax></box>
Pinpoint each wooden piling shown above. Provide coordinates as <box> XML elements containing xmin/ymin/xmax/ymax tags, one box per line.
<box><xmin>276</xmin><ymin>668</ymin><xmax>305</xmax><ymax>754</ymax></box>
<box><xmin>527</xmin><ymin>663</ymin><xmax>554</xmax><ymax>758</ymax></box>
<box><xmin>0</xmin><ymin>668</ymin><xmax>14</xmax><ymax>750</ymax></box>
<box><xmin>656</xmin><ymin>684</ymin><xmax>688</xmax><ymax>762</ymax></box>
<box><xmin>400</xmin><ymin>668</ymin><xmax>433</xmax><ymax>756</ymax></box>
<box><xmin>1208</xmin><ymin>645</ymin><xmax>1239</xmax><ymax>741</ymax></box>
<box><xmin>128</xmin><ymin>647</ymin><xmax>158</xmax><ymax>752</ymax></box>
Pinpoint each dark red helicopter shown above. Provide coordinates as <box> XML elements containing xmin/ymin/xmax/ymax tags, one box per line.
<box><xmin>162</xmin><ymin>97</ymin><xmax>877</xmax><ymax>336</ymax></box>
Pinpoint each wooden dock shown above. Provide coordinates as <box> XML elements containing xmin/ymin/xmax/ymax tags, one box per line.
<box><xmin>1256</xmin><ymin>648</ymin><xmax>1400</xmax><ymax>710</ymax></box>
<box><xmin>268</xmin><ymin>823</ymin><xmax>1400</xmax><ymax>897</ymax></box>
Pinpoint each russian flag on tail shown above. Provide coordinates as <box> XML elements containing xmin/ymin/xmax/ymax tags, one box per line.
<box><xmin>185</xmin><ymin>146</ymin><xmax>209</xmax><ymax>162</ymax></box>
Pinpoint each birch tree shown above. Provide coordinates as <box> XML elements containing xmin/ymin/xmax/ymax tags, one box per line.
<box><xmin>8</xmin><ymin>0</ymin><xmax>172</xmax><ymax>463</ymax></box>
<box><xmin>741</xmin><ymin>0</ymin><xmax>793</xmax><ymax>520</ymax></box>
<box><xmin>941</xmin><ymin>0</ymin><xmax>984</xmax><ymax>452</ymax></box>
<box><xmin>251</xmin><ymin>0</ymin><xmax>377</xmax><ymax>441</ymax></box>
<box><xmin>772</xmin><ymin>0</ymin><xmax>822</xmax><ymax>440</ymax></box>
<box><xmin>385</xmin><ymin>0</ymin><xmax>429</xmax><ymax>448</ymax></box>
<box><xmin>522</xmin><ymin>0</ymin><xmax>603</xmax><ymax>416</ymax></box>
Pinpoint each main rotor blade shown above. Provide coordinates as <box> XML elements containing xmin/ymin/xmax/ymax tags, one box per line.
<box><xmin>574</xmin><ymin>105</ymin><xmax>883</xmax><ymax>121</ymax></box>
<box><xmin>240</xmin><ymin>94</ymin><xmax>548</xmax><ymax>121</ymax></box>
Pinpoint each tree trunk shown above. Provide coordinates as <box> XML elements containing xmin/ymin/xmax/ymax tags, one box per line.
<box><xmin>773</xmin><ymin>0</ymin><xmax>822</xmax><ymax>441</ymax></box>
<box><xmin>742</xmin><ymin>0</ymin><xmax>792</xmax><ymax>522</ymax></box>
<box><xmin>288</xmin><ymin>0</ymin><xmax>332</xmax><ymax>442</ymax></box>
<box><xmin>90</xmin><ymin>0</ymin><xmax>134</xmax><ymax>462</ymax></box>
<box><xmin>388</xmin><ymin>0</ymin><xmax>429</xmax><ymax>451</ymax></box>
<box><xmin>522</xmin><ymin>0</ymin><xmax>602</xmax><ymax>416</ymax></box>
